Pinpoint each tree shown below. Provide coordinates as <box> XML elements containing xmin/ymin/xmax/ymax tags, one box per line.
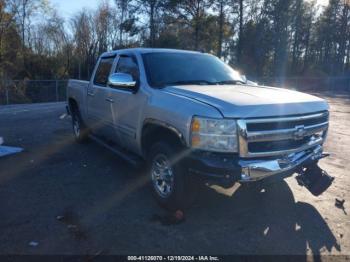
<box><xmin>213</xmin><ymin>0</ymin><xmax>231</xmax><ymax>58</ymax></box>
<box><xmin>0</xmin><ymin>0</ymin><xmax>21</xmax><ymax>80</ymax></box>
<box><xmin>10</xmin><ymin>0</ymin><xmax>48</xmax><ymax>48</ymax></box>
<box><xmin>263</xmin><ymin>0</ymin><xmax>294</xmax><ymax>79</ymax></box>
<box><xmin>71</xmin><ymin>9</ymin><xmax>97</xmax><ymax>79</ymax></box>
<box><xmin>115</xmin><ymin>0</ymin><xmax>131</xmax><ymax>46</ymax></box>
<box><xmin>290</xmin><ymin>0</ymin><xmax>316</xmax><ymax>75</ymax></box>
<box><xmin>1</xmin><ymin>0</ymin><xmax>350</xmax><ymax>83</ymax></box>
<box><xmin>94</xmin><ymin>1</ymin><xmax>114</xmax><ymax>54</ymax></box>
<box><xmin>335</xmin><ymin>0</ymin><xmax>349</xmax><ymax>74</ymax></box>
<box><xmin>237</xmin><ymin>0</ymin><xmax>243</xmax><ymax>63</ymax></box>
<box><xmin>134</xmin><ymin>0</ymin><xmax>164</xmax><ymax>47</ymax></box>
<box><xmin>173</xmin><ymin>0</ymin><xmax>214</xmax><ymax>50</ymax></box>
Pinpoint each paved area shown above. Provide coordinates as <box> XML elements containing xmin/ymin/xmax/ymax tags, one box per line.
<box><xmin>0</xmin><ymin>96</ymin><xmax>349</xmax><ymax>255</ymax></box>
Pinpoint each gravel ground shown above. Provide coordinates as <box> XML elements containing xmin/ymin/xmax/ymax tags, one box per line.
<box><xmin>0</xmin><ymin>94</ymin><xmax>349</xmax><ymax>256</ymax></box>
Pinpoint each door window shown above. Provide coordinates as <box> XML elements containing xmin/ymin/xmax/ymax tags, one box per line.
<box><xmin>115</xmin><ymin>55</ymin><xmax>140</xmax><ymax>81</ymax></box>
<box><xmin>93</xmin><ymin>57</ymin><xmax>114</xmax><ymax>86</ymax></box>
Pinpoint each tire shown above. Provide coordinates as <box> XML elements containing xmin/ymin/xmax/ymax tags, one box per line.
<box><xmin>148</xmin><ymin>141</ymin><xmax>196</xmax><ymax>210</ymax></box>
<box><xmin>71</xmin><ymin>106</ymin><xmax>89</xmax><ymax>143</ymax></box>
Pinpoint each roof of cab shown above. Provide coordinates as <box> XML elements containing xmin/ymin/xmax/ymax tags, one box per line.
<box><xmin>101</xmin><ymin>48</ymin><xmax>201</xmax><ymax>58</ymax></box>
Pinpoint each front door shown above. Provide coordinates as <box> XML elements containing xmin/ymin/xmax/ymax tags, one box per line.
<box><xmin>108</xmin><ymin>54</ymin><xmax>144</xmax><ymax>153</ymax></box>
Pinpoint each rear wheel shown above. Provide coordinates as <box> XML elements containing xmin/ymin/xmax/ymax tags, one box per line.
<box><xmin>148</xmin><ymin>141</ymin><xmax>196</xmax><ymax>210</ymax></box>
<box><xmin>71</xmin><ymin>106</ymin><xmax>89</xmax><ymax>143</ymax></box>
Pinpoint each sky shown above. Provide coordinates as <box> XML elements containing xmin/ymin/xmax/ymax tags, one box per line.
<box><xmin>51</xmin><ymin>0</ymin><xmax>330</xmax><ymax>22</ymax></box>
<box><xmin>315</xmin><ymin>0</ymin><xmax>330</xmax><ymax>6</ymax></box>
<box><xmin>50</xmin><ymin>0</ymin><xmax>114</xmax><ymax>21</ymax></box>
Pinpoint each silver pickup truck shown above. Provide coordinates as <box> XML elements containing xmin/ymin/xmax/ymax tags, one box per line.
<box><xmin>67</xmin><ymin>48</ymin><xmax>332</xmax><ymax>209</ymax></box>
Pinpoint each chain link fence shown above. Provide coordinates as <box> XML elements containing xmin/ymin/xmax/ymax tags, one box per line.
<box><xmin>0</xmin><ymin>77</ymin><xmax>349</xmax><ymax>105</ymax></box>
<box><xmin>0</xmin><ymin>80</ymin><xmax>68</xmax><ymax>105</ymax></box>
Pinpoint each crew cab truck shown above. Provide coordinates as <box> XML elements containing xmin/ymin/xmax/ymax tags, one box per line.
<box><xmin>67</xmin><ymin>48</ymin><xmax>332</xmax><ymax>209</ymax></box>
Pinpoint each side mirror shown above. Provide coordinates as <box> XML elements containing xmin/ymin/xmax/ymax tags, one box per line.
<box><xmin>108</xmin><ymin>73</ymin><xmax>136</xmax><ymax>89</ymax></box>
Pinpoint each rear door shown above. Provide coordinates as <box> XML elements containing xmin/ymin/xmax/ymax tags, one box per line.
<box><xmin>87</xmin><ymin>56</ymin><xmax>116</xmax><ymax>137</ymax></box>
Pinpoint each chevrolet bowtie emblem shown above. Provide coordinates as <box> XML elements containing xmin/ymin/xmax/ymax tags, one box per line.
<box><xmin>294</xmin><ymin>125</ymin><xmax>306</xmax><ymax>140</ymax></box>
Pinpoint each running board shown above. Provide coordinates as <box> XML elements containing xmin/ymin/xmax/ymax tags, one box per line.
<box><xmin>89</xmin><ymin>134</ymin><xmax>143</xmax><ymax>166</ymax></box>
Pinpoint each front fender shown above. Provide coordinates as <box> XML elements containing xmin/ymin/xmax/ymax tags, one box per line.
<box><xmin>139</xmin><ymin>89</ymin><xmax>223</xmax><ymax>147</ymax></box>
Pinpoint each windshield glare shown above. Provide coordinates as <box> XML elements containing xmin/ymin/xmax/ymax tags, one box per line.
<box><xmin>142</xmin><ymin>52</ymin><xmax>244</xmax><ymax>88</ymax></box>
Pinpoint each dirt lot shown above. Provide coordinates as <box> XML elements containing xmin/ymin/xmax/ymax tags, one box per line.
<box><xmin>0</xmin><ymin>93</ymin><xmax>349</xmax><ymax>256</ymax></box>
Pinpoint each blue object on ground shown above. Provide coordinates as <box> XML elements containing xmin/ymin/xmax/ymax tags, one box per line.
<box><xmin>0</xmin><ymin>146</ymin><xmax>23</xmax><ymax>157</ymax></box>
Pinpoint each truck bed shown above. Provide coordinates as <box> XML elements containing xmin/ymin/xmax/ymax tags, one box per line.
<box><xmin>66</xmin><ymin>79</ymin><xmax>89</xmax><ymax>119</ymax></box>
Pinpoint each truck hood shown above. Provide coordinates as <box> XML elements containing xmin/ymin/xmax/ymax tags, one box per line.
<box><xmin>164</xmin><ymin>84</ymin><xmax>328</xmax><ymax>118</ymax></box>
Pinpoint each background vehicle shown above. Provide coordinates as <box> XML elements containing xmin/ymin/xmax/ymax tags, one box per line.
<box><xmin>67</xmin><ymin>48</ymin><xmax>331</xmax><ymax>209</ymax></box>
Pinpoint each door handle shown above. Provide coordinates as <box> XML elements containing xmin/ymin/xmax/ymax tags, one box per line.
<box><xmin>105</xmin><ymin>97</ymin><xmax>114</xmax><ymax>103</ymax></box>
<box><xmin>87</xmin><ymin>91</ymin><xmax>95</xmax><ymax>97</ymax></box>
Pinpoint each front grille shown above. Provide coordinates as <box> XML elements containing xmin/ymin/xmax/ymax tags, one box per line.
<box><xmin>246</xmin><ymin>114</ymin><xmax>328</xmax><ymax>131</ymax></box>
<box><xmin>237</xmin><ymin>111</ymin><xmax>329</xmax><ymax>158</ymax></box>
<box><xmin>248</xmin><ymin>138</ymin><xmax>309</xmax><ymax>153</ymax></box>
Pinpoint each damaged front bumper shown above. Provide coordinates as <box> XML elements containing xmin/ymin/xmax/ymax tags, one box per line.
<box><xmin>239</xmin><ymin>145</ymin><xmax>327</xmax><ymax>182</ymax></box>
<box><xmin>186</xmin><ymin>145</ymin><xmax>327</xmax><ymax>188</ymax></box>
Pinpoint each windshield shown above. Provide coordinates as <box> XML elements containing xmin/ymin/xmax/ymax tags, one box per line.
<box><xmin>142</xmin><ymin>52</ymin><xmax>244</xmax><ymax>88</ymax></box>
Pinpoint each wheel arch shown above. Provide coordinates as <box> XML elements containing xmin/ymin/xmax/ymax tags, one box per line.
<box><xmin>141</xmin><ymin>119</ymin><xmax>187</xmax><ymax>156</ymax></box>
<box><xmin>68</xmin><ymin>97</ymin><xmax>79</xmax><ymax>114</ymax></box>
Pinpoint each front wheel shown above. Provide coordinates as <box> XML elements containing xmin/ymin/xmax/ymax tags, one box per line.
<box><xmin>148</xmin><ymin>142</ymin><xmax>196</xmax><ymax>210</ymax></box>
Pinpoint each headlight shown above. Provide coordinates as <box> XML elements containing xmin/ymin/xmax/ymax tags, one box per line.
<box><xmin>190</xmin><ymin>116</ymin><xmax>238</xmax><ymax>152</ymax></box>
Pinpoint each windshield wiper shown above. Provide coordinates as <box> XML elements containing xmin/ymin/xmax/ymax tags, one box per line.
<box><xmin>214</xmin><ymin>80</ymin><xmax>246</xmax><ymax>85</ymax></box>
<box><xmin>159</xmin><ymin>79</ymin><xmax>246</xmax><ymax>88</ymax></box>
<box><xmin>164</xmin><ymin>80</ymin><xmax>216</xmax><ymax>86</ymax></box>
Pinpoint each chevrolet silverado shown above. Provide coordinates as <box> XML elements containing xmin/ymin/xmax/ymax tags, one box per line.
<box><xmin>67</xmin><ymin>48</ymin><xmax>333</xmax><ymax>209</ymax></box>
